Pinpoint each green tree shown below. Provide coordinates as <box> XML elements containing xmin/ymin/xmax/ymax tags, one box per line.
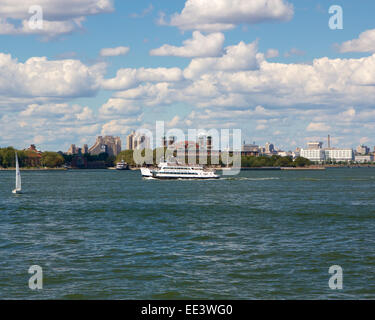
<box><xmin>116</xmin><ymin>150</ymin><xmax>136</xmax><ymax>166</ymax></box>
<box><xmin>294</xmin><ymin>156</ymin><xmax>311</xmax><ymax>167</ymax></box>
<box><xmin>41</xmin><ymin>152</ymin><xmax>65</xmax><ymax>168</ymax></box>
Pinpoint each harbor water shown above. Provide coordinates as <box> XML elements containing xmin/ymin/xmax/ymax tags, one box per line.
<box><xmin>0</xmin><ymin>168</ymin><xmax>374</xmax><ymax>299</ymax></box>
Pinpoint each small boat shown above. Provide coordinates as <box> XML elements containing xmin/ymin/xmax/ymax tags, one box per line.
<box><xmin>141</xmin><ymin>157</ymin><xmax>220</xmax><ymax>180</ymax></box>
<box><xmin>116</xmin><ymin>160</ymin><xmax>129</xmax><ymax>170</ymax></box>
<box><xmin>12</xmin><ymin>152</ymin><xmax>22</xmax><ymax>194</ymax></box>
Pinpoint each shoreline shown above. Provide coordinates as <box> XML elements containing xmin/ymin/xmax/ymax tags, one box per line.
<box><xmin>2</xmin><ymin>165</ymin><xmax>375</xmax><ymax>171</ymax></box>
<box><xmin>0</xmin><ymin>167</ymin><xmax>67</xmax><ymax>171</ymax></box>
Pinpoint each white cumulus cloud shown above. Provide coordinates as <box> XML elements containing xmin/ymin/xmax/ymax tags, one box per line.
<box><xmin>0</xmin><ymin>0</ymin><xmax>114</xmax><ymax>38</ymax></box>
<box><xmin>338</xmin><ymin>29</ymin><xmax>375</xmax><ymax>53</ymax></box>
<box><xmin>150</xmin><ymin>31</ymin><xmax>225</xmax><ymax>58</ymax></box>
<box><xmin>100</xmin><ymin>46</ymin><xmax>130</xmax><ymax>57</ymax></box>
<box><xmin>168</xmin><ymin>0</ymin><xmax>294</xmax><ymax>31</ymax></box>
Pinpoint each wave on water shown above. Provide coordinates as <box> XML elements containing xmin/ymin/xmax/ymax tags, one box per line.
<box><xmin>222</xmin><ymin>177</ymin><xmax>280</xmax><ymax>181</ymax></box>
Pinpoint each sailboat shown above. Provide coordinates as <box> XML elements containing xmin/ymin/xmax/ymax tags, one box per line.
<box><xmin>12</xmin><ymin>152</ymin><xmax>22</xmax><ymax>194</ymax></box>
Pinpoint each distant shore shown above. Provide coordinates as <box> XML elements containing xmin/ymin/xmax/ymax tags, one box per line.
<box><xmin>0</xmin><ymin>167</ymin><xmax>67</xmax><ymax>171</ymax></box>
<box><xmin>2</xmin><ymin>164</ymin><xmax>375</xmax><ymax>171</ymax></box>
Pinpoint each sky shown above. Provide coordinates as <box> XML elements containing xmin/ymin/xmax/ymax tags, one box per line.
<box><xmin>1</xmin><ymin>0</ymin><xmax>375</xmax><ymax>152</ymax></box>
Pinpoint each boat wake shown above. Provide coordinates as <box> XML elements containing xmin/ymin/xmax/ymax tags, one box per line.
<box><xmin>222</xmin><ymin>177</ymin><xmax>281</xmax><ymax>181</ymax></box>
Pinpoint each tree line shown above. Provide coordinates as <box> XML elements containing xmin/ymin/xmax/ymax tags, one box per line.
<box><xmin>116</xmin><ymin>149</ymin><xmax>312</xmax><ymax>168</ymax></box>
<box><xmin>0</xmin><ymin>147</ymin><xmax>64</xmax><ymax>168</ymax></box>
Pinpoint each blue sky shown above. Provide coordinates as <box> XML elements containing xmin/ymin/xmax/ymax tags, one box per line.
<box><xmin>1</xmin><ymin>0</ymin><xmax>375</xmax><ymax>152</ymax></box>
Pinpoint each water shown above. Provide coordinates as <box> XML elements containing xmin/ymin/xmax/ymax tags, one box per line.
<box><xmin>0</xmin><ymin>168</ymin><xmax>374</xmax><ymax>299</ymax></box>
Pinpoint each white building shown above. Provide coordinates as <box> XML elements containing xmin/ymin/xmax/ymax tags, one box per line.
<box><xmin>355</xmin><ymin>154</ymin><xmax>374</xmax><ymax>163</ymax></box>
<box><xmin>325</xmin><ymin>149</ymin><xmax>354</xmax><ymax>162</ymax></box>
<box><xmin>300</xmin><ymin>141</ymin><xmax>354</xmax><ymax>163</ymax></box>
<box><xmin>300</xmin><ymin>148</ymin><xmax>325</xmax><ymax>163</ymax></box>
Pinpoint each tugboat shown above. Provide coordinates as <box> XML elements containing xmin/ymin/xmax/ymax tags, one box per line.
<box><xmin>141</xmin><ymin>157</ymin><xmax>219</xmax><ymax>180</ymax></box>
<box><xmin>116</xmin><ymin>160</ymin><xmax>129</xmax><ymax>170</ymax></box>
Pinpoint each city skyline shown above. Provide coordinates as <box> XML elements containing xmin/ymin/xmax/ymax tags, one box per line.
<box><xmin>1</xmin><ymin>1</ymin><xmax>375</xmax><ymax>152</ymax></box>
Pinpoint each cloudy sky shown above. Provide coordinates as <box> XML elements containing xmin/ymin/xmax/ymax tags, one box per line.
<box><xmin>1</xmin><ymin>0</ymin><xmax>375</xmax><ymax>152</ymax></box>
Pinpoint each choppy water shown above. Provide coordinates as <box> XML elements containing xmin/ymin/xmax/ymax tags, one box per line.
<box><xmin>0</xmin><ymin>168</ymin><xmax>374</xmax><ymax>299</ymax></box>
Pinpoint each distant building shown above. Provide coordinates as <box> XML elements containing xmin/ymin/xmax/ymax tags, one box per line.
<box><xmin>88</xmin><ymin>136</ymin><xmax>121</xmax><ymax>156</ymax></box>
<box><xmin>126</xmin><ymin>131</ymin><xmax>136</xmax><ymax>150</ymax></box>
<box><xmin>325</xmin><ymin>149</ymin><xmax>354</xmax><ymax>162</ymax></box>
<box><xmin>355</xmin><ymin>154</ymin><xmax>374</xmax><ymax>163</ymax></box>
<box><xmin>300</xmin><ymin>141</ymin><xmax>354</xmax><ymax>163</ymax></box>
<box><xmin>264</xmin><ymin>142</ymin><xmax>275</xmax><ymax>155</ymax></box>
<box><xmin>300</xmin><ymin>141</ymin><xmax>325</xmax><ymax>163</ymax></box>
<box><xmin>66</xmin><ymin>144</ymin><xmax>78</xmax><ymax>155</ymax></box>
<box><xmin>23</xmin><ymin>145</ymin><xmax>42</xmax><ymax>167</ymax></box>
<box><xmin>356</xmin><ymin>145</ymin><xmax>370</xmax><ymax>155</ymax></box>
<box><xmin>277</xmin><ymin>151</ymin><xmax>291</xmax><ymax>157</ymax></box>
<box><xmin>161</xmin><ymin>136</ymin><xmax>177</xmax><ymax>148</ymax></box>
<box><xmin>242</xmin><ymin>143</ymin><xmax>260</xmax><ymax>156</ymax></box>
<box><xmin>82</xmin><ymin>144</ymin><xmax>88</xmax><ymax>154</ymax></box>
<box><xmin>300</xmin><ymin>148</ymin><xmax>326</xmax><ymax>163</ymax></box>
<box><xmin>66</xmin><ymin>143</ymin><xmax>88</xmax><ymax>155</ymax></box>
<box><xmin>307</xmin><ymin>141</ymin><xmax>323</xmax><ymax>149</ymax></box>
<box><xmin>126</xmin><ymin>131</ymin><xmax>151</xmax><ymax>150</ymax></box>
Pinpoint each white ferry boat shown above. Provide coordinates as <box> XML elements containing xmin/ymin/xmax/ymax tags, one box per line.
<box><xmin>116</xmin><ymin>160</ymin><xmax>129</xmax><ymax>170</ymax></box>
<box><xmin>141</xmin><ymin>159</ymin><xmax>219</xmax><ymax>180</ymax></box>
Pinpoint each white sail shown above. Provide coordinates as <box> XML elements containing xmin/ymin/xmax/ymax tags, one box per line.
<box><xmin>15</xmin><ymin>152</ymin><xmax>21</xmax><ymax>191</ymax></box>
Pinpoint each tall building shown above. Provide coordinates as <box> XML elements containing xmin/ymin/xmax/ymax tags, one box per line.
<box><xmin>264</xmin><ymin>142</ymin><xmax>275</xmax><ymax>155</ymax></box>
<box><xmin>133</xmin><ymin>134</ymin><xmax>151</xmax><ymax>150</ymax></box>
<box><xmin>127</xmin><ymin>131</ymin><xmax>151</xmax><ymax>150</ymax></box>
<box><xmin>82</xmin><ymin>144</ymin><xmax>88</xmax><ymax>154</ymax></box>
<box><xmin>126</xmin><ymin>131</ymin><xmax>136</xmax><ymax>150</ymax></box>
<box><xmin>67</xmin><ymin>144</ymin><xmax>78</xmax><ymax>155</ymax></box>
<box><xmin>88</xmin><ymin>136</ymin><xmax>121</xmax><ymax>156</ymax></box>
<box><xmin>356</xmin><ymin>145</ymin><xmax>370</xmax><ymax>155</ymax></box>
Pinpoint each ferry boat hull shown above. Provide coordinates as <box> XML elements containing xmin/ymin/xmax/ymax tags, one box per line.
<box><xmin>141</xmin><ymin>159</ymin><xmax>220</xmax><ymax>180</ymax></box>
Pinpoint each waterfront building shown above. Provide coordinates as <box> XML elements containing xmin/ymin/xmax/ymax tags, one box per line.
<box><xmin>300</xmin><ymin>141</ymin><xmax>325</xmax><ymax>163</ymax></box>
<box><xmin>23</xmin><ymin>144</ymin><xmax>42</xmax><ymax>167</ymax></box>
<box><xmin>324</xmin><ymin>149</ymin><xmax>354</xmax><ymax>162</ymax></box>
<box><xmin>242</xmin><ymin>143</ymin><xmax>260</xmax><ymax>156</ymax></box>
<box><xmin>301</xmin><ymin>141</ymin><xmax>354</xmax><ymax>163</ymax></box>
<box><xmin>300</xmin><ymin>148</ymin><xmax>326</xmax><ymax>163</ymax></box>
<box><xmin>355</xmin><ymin>154</ymin><xmax>373</xmax><ymax>163</ymax></box>
<box><xmin>88</xmin><ymin>136</ymin><xmax>121</xmax><ymax>156</ymax></box>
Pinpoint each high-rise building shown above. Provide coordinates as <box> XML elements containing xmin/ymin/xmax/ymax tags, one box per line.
<box><xmin>356</xmin><ymin>145</ymin><xmax>370</xmax><ymax>155</ymax></box>
<box><xmin>67</xmin><ymin>144</ymin><xmax>77</xmax><ymax>155</ymax></box>
<box><xmin>127</xmin><ymin>131</ymin><xmax>151</xmax><ymax>150</ymax></box>
<box><xmin>265</xmin><ymin>142</ymin><xmax>275</xmax><ymax>154</ymax></box>
<box><xmin>82</xmin><ymin>144</ymin><xmax>88</xmax><ymax>154</ymax></box>
<box><xmin>88</xmin><ymin>136</ymin><xmax>121</xmax><ymax>156</ymax></box>
<box><xmin>126</xmin><ymin>131</ymin><xmax>136</xmax><ymax>150</ymax></box>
